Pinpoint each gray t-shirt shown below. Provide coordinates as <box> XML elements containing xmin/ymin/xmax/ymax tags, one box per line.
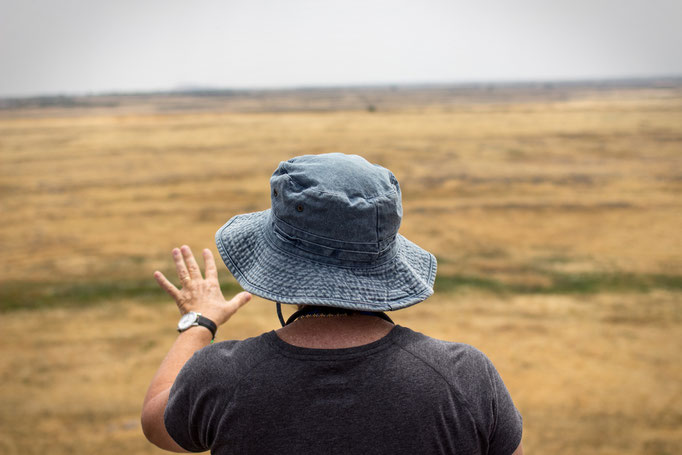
<box><xmin>165</xmin><ymin>325</ymin><xmax>522</xmax><ymax>454</ymax></box>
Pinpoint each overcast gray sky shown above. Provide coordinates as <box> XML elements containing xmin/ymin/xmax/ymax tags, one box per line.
<box><xmin>1</xmin><ymin>0</ymin><xmax>680</xmax><ymax>97</ymax></box>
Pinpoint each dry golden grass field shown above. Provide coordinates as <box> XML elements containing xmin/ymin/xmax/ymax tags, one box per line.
<box><xmin>1</xmin><ymin>83</ymin><xmax>681</xmax><ymax>454</ymax></box>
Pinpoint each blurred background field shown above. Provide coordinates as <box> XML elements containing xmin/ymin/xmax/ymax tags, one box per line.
<box><xmin>1</xmin><ymin>82</ymin><xmax>681</xmax><ymax>454</ymax></box>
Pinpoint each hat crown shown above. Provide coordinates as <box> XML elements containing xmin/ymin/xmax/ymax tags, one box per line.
<box><xmin>269</xmin><ymin>154</ymin><xmax>402</xmax><ymax>260</ymax></box>
<box><xmin>215</xmin><ymin>152</ymin><xmax>436</xmax><ymax>310</ymax></box>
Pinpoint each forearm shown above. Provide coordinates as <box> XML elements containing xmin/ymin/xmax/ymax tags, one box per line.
<box><xmin>141</xmin><ymin>326</ymin><xmax>213</xmax><ymax>451</ymax></box>
<box><xmin>144</xmin><ymin>326</ymin><xmax>213</xmax><ymax>404</ymax></box>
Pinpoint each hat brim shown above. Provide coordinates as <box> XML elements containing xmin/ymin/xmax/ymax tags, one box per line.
<box><xmin>215</xmin><ymin>210</ymin><xmax>436</xmax><ymax>311</ymax></box>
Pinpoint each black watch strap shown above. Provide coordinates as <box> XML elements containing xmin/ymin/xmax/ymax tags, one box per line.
<box><xmin>196</xmin><ymin>315</ymin><xmax>217</xmax><ymax>340</ymax></box>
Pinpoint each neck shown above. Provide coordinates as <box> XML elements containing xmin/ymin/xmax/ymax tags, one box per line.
<box><xmin>275</xmin><ymin>314</ymin><xmax>395</xmax><ymax>349</ymax></box>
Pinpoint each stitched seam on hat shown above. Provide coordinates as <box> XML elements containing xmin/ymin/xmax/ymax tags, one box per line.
<box><xmin>236</xmin><ymin>271</ymin><xmax>432</xmax><ymax>306</ymax></box>
<box><xmin>273</xmin><ymin>213</ymin><xmax>385</xmax><ymax>246</ymax></box>
<box><xmin>264</xmin><ymin>215</ymin><xmax>399</xmax><ymax>269</ymax></box>
<box><xmin>266</xmin><ymin>231</ymin><xmax>398</xmax><ymax>270</ymax></box>
<box><xmin>274</xmin><ymin>229</ymin><xmax>391</xmax><ymax>257</ymax></box>
<box><xmin>241</xmin><ymin>278</ymin><xmax>429</xmax><ymax>306</ymax></box>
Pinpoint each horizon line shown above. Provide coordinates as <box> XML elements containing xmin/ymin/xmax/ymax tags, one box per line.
<box><xmin>2</xmin><ymin>74</ymin><xmax>681</xmax><ymax>101</ymax></box>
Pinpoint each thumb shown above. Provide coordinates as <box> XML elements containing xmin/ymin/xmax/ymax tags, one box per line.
<box><xmin>229</xmin><ymin>291</ymin><xmax>252</xmax><ymax>309</ymax></box>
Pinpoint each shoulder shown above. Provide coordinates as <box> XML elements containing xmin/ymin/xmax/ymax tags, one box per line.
<box><xmin>164</xmin><ymin>332</ymin><xmax>281</xmax><ymax>451</ymax></box>
<box><xmin>179</xmin><ymin>332</ymin><xmax>276</xmax><ymax>384</ymax></box>
<box><xmin>391</xmin><ymin>326</ymin><xmax>500</xmax><ymax>403</ymax></box>
<box><xmin>392</xmin><ymin>326</ymin><xmax>492</xmax><ymax>374</ymax></box>
<box><xmin>391</xmin><ymin>326</ymin><xmax>517</xmax><ymax>436</ymax></box>
<box><xmin>196</xmin><ymin>331</ymin><xmax>272</xmax><ymax>359</ymax></box>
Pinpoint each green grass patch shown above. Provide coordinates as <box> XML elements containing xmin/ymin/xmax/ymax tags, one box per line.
<box><xmin>0</xmin><ymin>276</ymin><xmax>244</xmax><ymax>312</ymax></box>
<box><xmin>1</xmin><ymin>271</ymin><xmax>680</xmax><ymax>312</ymax></box>
<box><xmin>434</xmin><ymin>271</ymin><xmax>682</xmax><ymax>295</ymax></box>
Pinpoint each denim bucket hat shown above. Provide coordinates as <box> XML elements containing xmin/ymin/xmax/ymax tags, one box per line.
<box><xmin>215</xmin><ymin>153</ymin><xmax>437</xmax><ymax>312</ymax></box>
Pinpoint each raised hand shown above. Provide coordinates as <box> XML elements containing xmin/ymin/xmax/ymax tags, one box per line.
<box><xmin>153</xmin><ymin>245</ymin><xmax>251</xmax><ymax>326</ymax></box>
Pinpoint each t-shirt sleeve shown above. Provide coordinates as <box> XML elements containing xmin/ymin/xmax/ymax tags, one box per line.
<box><xmin>164</xmin><ymin>345</ymin><xmax>230</xmax><ymax>452</ymax></box>
<box><xmin>482</xmin><ymin>354</ymin><xmax>523</xmax><ymax>455</ymax></box>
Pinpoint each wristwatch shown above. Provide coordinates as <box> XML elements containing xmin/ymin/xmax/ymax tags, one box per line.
<box><xmin>177</xmin><ymin>312</ymin><xmax>217</xmax><ymax>340</ymax></box>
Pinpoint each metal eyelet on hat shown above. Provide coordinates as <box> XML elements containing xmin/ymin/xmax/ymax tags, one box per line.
<box><xmin>297</xmin><ymin>204</ymin><xmax>303</xmax><ymax>212</ymax></box>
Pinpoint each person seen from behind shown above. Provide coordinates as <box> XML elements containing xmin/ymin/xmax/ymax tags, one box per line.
<box><xmin>141</xmin><ymin>153</ymin><xmax>523</xmax><ymax>454</ymax></box>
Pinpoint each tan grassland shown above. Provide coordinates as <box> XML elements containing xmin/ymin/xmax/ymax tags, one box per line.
<box><xmin>0</xmin><ymin>83</ymin><xmax>681</xmax><ymax>454</ymax></box>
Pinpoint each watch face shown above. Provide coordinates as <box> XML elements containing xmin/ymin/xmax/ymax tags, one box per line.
<box><xmin>178</xmin><ymin>312</ymin><xmax>198</xmax><ymax>331</ymax></box>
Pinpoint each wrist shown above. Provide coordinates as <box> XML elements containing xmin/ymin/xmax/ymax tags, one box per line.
<box><xmin>177</xmin><ymin>312</ymin><xmax>218</xmax><ymax>340</ymax></box>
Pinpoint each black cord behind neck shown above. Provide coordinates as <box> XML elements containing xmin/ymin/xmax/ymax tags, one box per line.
<box><xmin>277</xmin><ymin>303</ymin><xmax>394</xmax><ymax>327</ymax></box>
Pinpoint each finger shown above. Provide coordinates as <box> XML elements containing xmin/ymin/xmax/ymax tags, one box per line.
<box><xmin>173</xmin><ymin>248</ymin><xmax>191</xmax><ymax>284</ymax></box>
<box><xmin>181</xmin><ymin>245</ymin><xmax>203</xmax><ymax>280</ymax></box>
<box><xmin>229</xmin><ymin>291</ymin><xmax>252</xmax><ymax>311</ymax></box>
<box><xmin>153</xmin><ymin>271</ymin><xmax>180</xmax><ymax>299</ymax></box>
<box><xmin>203</xmin><ymin>248</ymin><xmax>218</xmax><ymax>280</ymax></box>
